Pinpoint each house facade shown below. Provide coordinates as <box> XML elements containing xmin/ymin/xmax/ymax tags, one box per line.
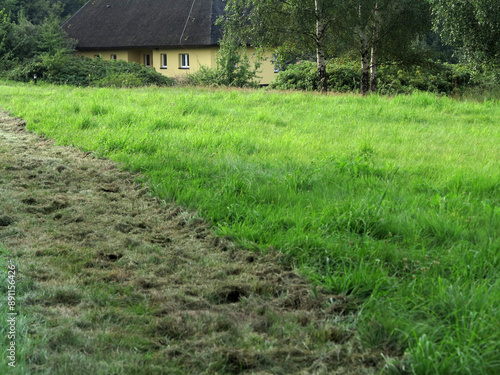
<box><xmin>62</xmin><ymin>0</ymin><xmax>278</xmax><ymax>85</ymax></box>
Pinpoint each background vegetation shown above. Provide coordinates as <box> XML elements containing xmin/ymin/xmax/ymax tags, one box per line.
<box><xmin>268</xmin><ymin>59</ymin><xmax>500</xmax><ymax>100</ymax></box>
<box><xmin>0</xmin><ymin>0</ymin><xmax>173</xmax><ymax>87</ymax></box>
<box><xmin>1</xmin><ymin>0</ymin><xmax>499</xmax><ymax>94</ymax></box>
<box><xmin>0</xmin><ymin>82</ymin><xmax>498</xmax><ymax>374</ymax></box>
<box><xmin>7</xmin><ymin>52</ymin><xmax>174</xmax><ymax>87</ymax></box>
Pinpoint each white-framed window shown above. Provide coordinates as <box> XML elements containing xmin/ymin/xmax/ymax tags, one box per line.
<box><xmin>180</xmin><ymin>53</ymin><xmax>189</xmax><ymax>69</ymax></box>
<box><xmin>110</xmin><ymin>54</ymin><xmax>117</xmax><ymax>60</ymax></box>
<box><xmin>161</xmin><ymin>54</ymin><xmax>167</xmax><ymax>69</ymax></box>
<box><xmin>144</xmin><ymin>54</ymin><xmax>151</xmax><ymax>67</ymax></box>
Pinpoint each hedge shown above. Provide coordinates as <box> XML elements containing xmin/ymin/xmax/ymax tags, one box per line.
<box><xmin>7</xmin><ymin>53</ymin><xmax>175</xmax><ymax>87</ymax></box>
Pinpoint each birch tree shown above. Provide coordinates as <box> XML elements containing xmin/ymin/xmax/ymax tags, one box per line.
<box><xmin>430</xmin><ymin>0</ymin><xmax>500</xmax><ymax>68</ymax></box>
<box><xmin>221</xmin><ymin>0</ymin><xmax>350</xmax><ymax>92</ymax></box>
<box><xmin>354</xmin><ymin>0</ymin><xmax>430</xmax><ymax>93</ymax></box>
<box><xmin>221</xmin><ymin>0</ymin><xmax>430</xmax><ymax>93</ymax></box>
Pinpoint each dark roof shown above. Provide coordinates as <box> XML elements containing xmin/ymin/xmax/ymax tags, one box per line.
<box><xmin>62</xmin><ymin>0</ymin><xmax>225</xmax><ymax>50</ymax></box>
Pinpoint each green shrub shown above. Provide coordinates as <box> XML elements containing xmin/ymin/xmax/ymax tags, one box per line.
<box><xmin>270</xmin><ymin>61</ymin><xmax>319</xmax><ymax>91</ymax></box>
<box><xmin>185</xmin><ymin>65</ymin><xmax>221</xmax><ymax>87</ymax></box>
<box><xmin>186</xmin><ymin>36</ymin><xmax>260</xmax><ymax>88</ymax></box>
<box><xmin>186</xmin><ymin>63</ymin><xmax>260</xmax><ymax>88</ymax></box>
<box><xmin>270</xmin><ymin>58</ymin><xmax>485</xmax><ymax>95</ymax></box>
<box><xmin>7</xmin><ymin>52</ymin><xmax>175</xmax><ymax>87</ymax></box>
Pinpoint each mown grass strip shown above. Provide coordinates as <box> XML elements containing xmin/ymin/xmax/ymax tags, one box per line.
<box><xmin>0</xmin><ymin>245</ymin><xmax>43</xmax><ymax>375</ymax></box>
<box><xmin>1</xmin><ymin>81</ymin><xmax>499</xmax><ymax>373</ymax></box>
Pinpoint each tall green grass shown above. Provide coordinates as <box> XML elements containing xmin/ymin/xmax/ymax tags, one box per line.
<box><xmin>1</xmin><ymin>81</ymin><xmax>499</xmax><ymax>374</ymax></box>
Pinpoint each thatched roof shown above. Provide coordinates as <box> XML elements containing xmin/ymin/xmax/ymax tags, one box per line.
<box><xmin>62</xmin><ymin>0</ymin><xmax>225</xmax><ymax>50</ymax></box>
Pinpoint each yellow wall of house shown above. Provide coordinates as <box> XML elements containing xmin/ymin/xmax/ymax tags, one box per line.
<box><xmin>248</xmin><ymin>49</ymin><xmax>278</xmax><ymax>86</ymax></box>
<box><xmin>77</xmin><ymin>47</ymin><xmax>278</xmax><ymax>85</ymax></box>
<box><xmin>151</xmin><ymin>47</ymin><xmax>217</xmax><ymax>80</ymax></box>
<box><xmin>127</xmin><ymin>50</ymin><xmax>144</xmax><ymax>65</ymax></box>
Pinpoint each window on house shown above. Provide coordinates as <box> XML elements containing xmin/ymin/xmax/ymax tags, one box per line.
<box><xmin>180</xmin><ymin>53</ymin><xmax>189</xmax><ymax>69</ymax></box>
<box><xmin>144</xmin><ymin>54</ymin><xmax>151</xmax><ymax>67</ymax></box>
<box><xmin>161</xmin><ymin>54</ymin><xmax>167</xmax><ymax>69</ymax></box>
<box><xmin>94</xmin><ymin>54</ymin><xmax>101</xmax><ymax>58</ymax></box>
<box><xmin>110</xmin><ymin>54</ymin><xmax>117</xmax><ymax>60</ymax></box>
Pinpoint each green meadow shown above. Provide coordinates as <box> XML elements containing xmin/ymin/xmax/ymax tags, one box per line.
<box><xmin>1</xmin><ymin>81</ymin><xmax>499</xmax><ymax>373</ymax></box>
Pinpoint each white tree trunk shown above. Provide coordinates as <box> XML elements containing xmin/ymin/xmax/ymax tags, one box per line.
<box><xmin>370</xmin><ymin>3</ymin><xmax>380</xmax><ymax>93</ymax></box>
<box><xmin>370</xmin><ymin>44</ymin><xmax>377</xmax><ymax>92</ymax></box>
<box><xmin>360</xmin><ymin>30</ymin><xmax>370</xmax><ymax>94</ymax></box>
<box><xmin>315</xmin><ymin>0</ymin><xmax>327</xmax><ymax>92</ymax></box>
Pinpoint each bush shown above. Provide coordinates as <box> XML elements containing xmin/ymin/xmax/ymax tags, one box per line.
<box><xmin>376</xmin><ymin>62</ymin><xmax>473</xmax><ymax>95</ymax></box>
<box><xmin>269</xmin><ymin>61</ymin><xmax>319</xmax><ymax>91</ymax></box>
<box><xmin>270</xmin><ymin>58</ymin><xmax>486</xmax><ymax>95</ymax></box>
<box><xmin>184</xmin><ymin>65</ymin><xmax>221</xmax><ymax>87</ymax></box>
<box><xmin>186</xmin><ymin>63</ymin><xmax>260</xmax><ymax>89</ymax></box>
<box><xmin>186</xmin><ymin>36</ymin><xmax>260</xmax><ymax>88</ymax></box>
<box><xmin>270</xmin><ymin>60</ymin><xmax>359</xmax><ymax>92</ymax></box>
<box><xmin>7</xmin><ymin>53</ymin><xmax>175</xmax><ymax>87</ymax></box>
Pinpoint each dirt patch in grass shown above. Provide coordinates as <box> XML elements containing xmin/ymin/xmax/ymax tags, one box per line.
<box><xmin>0</xmin><ymin>112</ymin><xmax>383</xmax><ymax>374</ymax></box>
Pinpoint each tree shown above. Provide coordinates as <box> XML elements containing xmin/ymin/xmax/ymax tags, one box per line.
<box><xmin>430</xmin><ymin>0</ymin><xmax>500</xmax><ymax>68</ymax></box>
<box><xmin>0</xmin><ymin>4</ymin><xmax>75</xmax><ymax>72</ymax></box>
<box><xmin>37</xmin><ymin>14</ymin><xmax>75</xmax><ymax>55</ymax></box>
<box><xmin>221</xmin><ymin>0</ymin><xmax>431</xmax><ymax>93</ymax></box>
<box><xmin>0</xmin><ymin>0</ymin><xmax>55</xmax><ymax>24</ymax></box>
<box><xmin>214</xmin><ymin>33</ymin><xmax>261</xmax><ymax>87</ymax></box>
<box><xmin>8</xmin><ymin>10</ymin><xmax>38</xmax><ymax>61</ymax></box>
<box><xmin>0</xmin><ymin>9</ymin><xmax>13</xmax><ymax>68</ymax></box>
<box><xmin>221</xmin><ymin>0</ymin><xmax>351</xmax><ymax>92</ymax></box>
<box><xmin>0</xmin><ymin>0</ymin><xmax>87</xmax><ymax>24</ymax></box>
<box><xmin>353</xmin><ymin>0</ymin><xmax>431</xmax><ymax>93</ymax></box>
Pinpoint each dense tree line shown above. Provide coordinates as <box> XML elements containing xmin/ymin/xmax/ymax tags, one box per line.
<box><xmin>1</xmin><ymin>0</ymin><xmax>499</xmax><ymax>92</ymax></box>
<box><xmin>0</xmin><ymin>0</ymin><xmax>86</xmax><ymax>24</ymax></box>
<box><xmin>0</xmin><ymin>0</ymin><xmax>84</xmax><ymax>70</ymax></box>
<box><xmin>0</xmin><ymin>0</ymin><xmax>174</xmax><ymax>87</ymax></box>
<box><xmin>430</xmin><ymin>0</ymin><xmax>500</xmax><ymax>69</ymax></box>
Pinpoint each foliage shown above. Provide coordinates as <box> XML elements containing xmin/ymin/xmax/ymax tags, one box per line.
<box><xmin>269</xmin><ymin>59</ymin><xmax>481</xmax><ymax>95</ymax></box>
<box><xmin>430</xmin><ymin>0</ymin><xmax>500</xmax><ymax>69</ymax></box>
<box><xmin>0</xmin><ymin>7</ymin><xmax>76</xmax><ymax>71</ymax></box>
<box><xmin>352</xmin><ymin>0</ymin><xmax>431</xmax><ymax>60</ymax></box>
<box><xmin>412</xmin><ymin>31</ymin><xmax>458</xmax><ymax>64</ymax></box>
<box><xmin>0</xmin><ymin>10</ymin><xmax>13</xmax><ymax>68</ymax></box>
<box><xmin>185</xmin><ymin>65</ymin><xmax>220</xmax><ymax>87</ymax></box>
<box><xmin>186</xmin><ymin>35</ymin><xmax>261</xmax><ymax>88</ymax></box>
<box><xmin>7</xmin><ymin>53</ymin><xmax>174</xmax><ymax>87</ymax></box>
<box><xmin>215</xmin><ymin>34</ymin><xmax>261</xmax><ymax>87</ymax></box>
<box><xmin>37</xmin><ymin>14</ymin><xmax>74</xmax><ymax>56</ymax></box>
<box><xmin>0</xmin><ymin>2</ymin><xmax>170</xmax><ymax>88</ymax></box>
<box><xmin>221</xmin><ymin>0</ymin><xmax>352</xmax><ymax>91</ymax></box>
<box><xmin>221</xmin><ymin>0</ymin><xmax>434</xmax><ymax>93</ymax></box>
<box><xmin>0</xmin><ymin>0</ymin><xmax>85</xmax><ymax>24</ymax></box>
<box><xmin>270</xmin><ymin>61</ymin><xmax>320</xmax><ymax>91</ymax></box>
<box><xmin>0</xmin><ymin>0</ymin><xmax>56</xmax><ymax>25</ymax></box>
<box><xmin>350</xmin><ymin>0</ymin><xmax>432</xmax><ymax>93</ymax></box>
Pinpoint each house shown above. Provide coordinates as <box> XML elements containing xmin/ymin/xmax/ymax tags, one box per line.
<box><xmin>61</xmin><ymin>0</ymin><xmax>278</xmax><ymax>85</ymax></box>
